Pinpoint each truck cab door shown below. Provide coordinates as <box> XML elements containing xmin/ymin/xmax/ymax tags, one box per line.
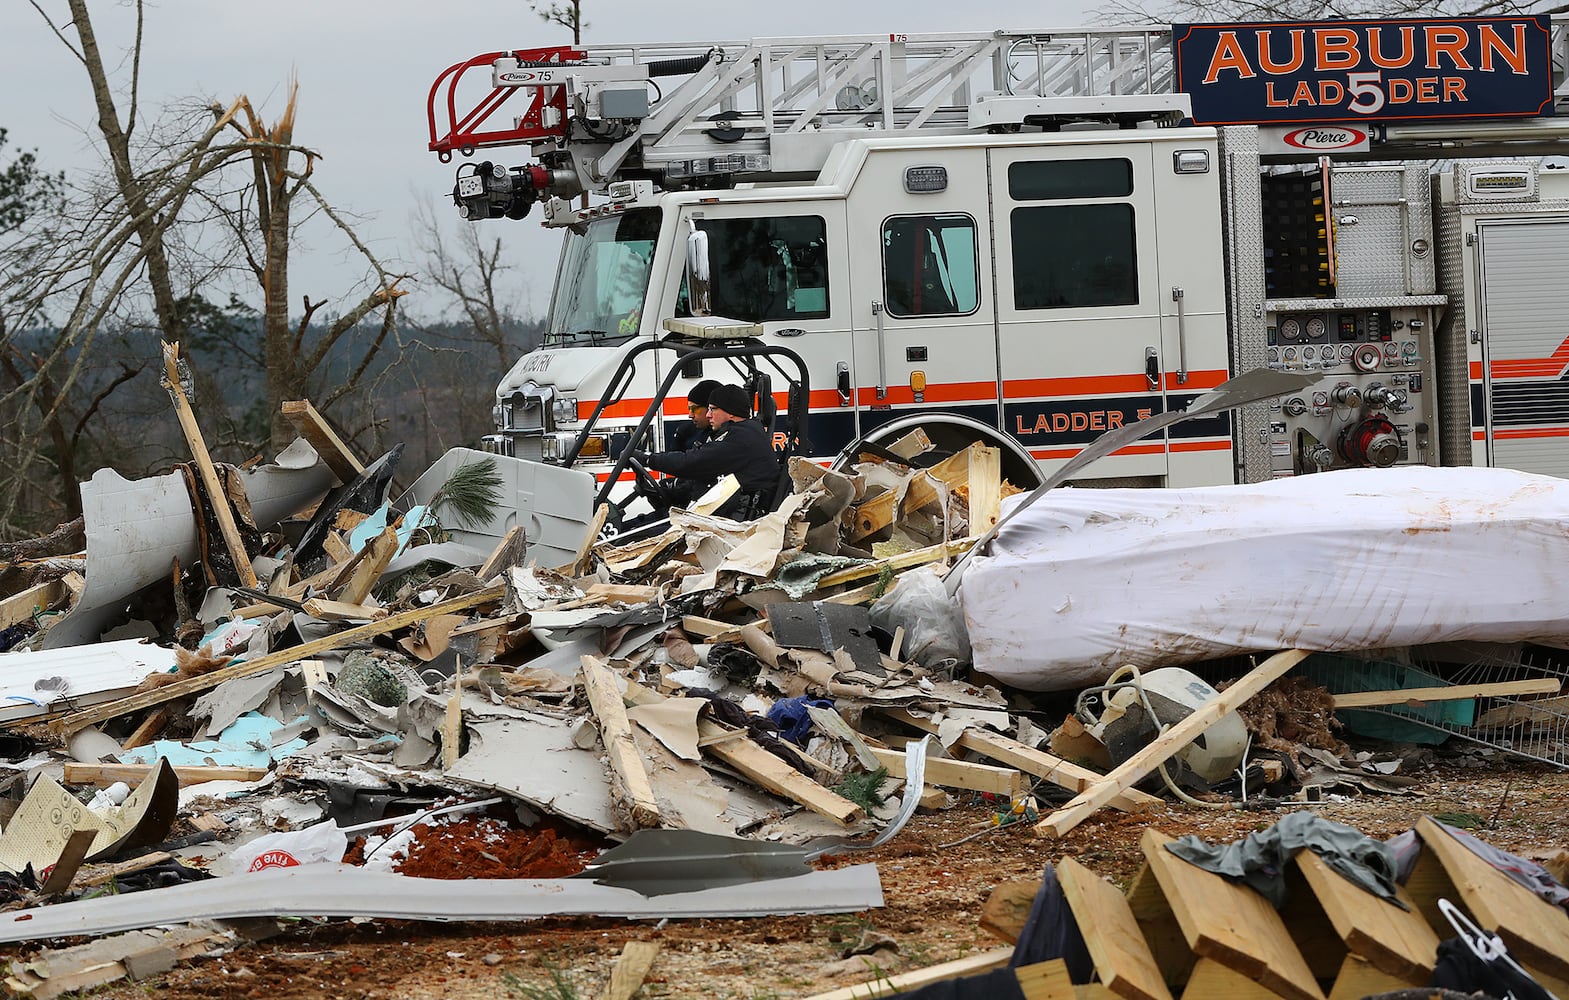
<box><xmin>675</xmin><ymin>203</ymin><xmax>855</xmax><ymax>457</ymax></box>
<box><xmin>847</xmin><ymin>148</ymin><xmax>1001</xmax><ymax>442</ymax></box>
<box><xmin>987</xmin><ymin>141</ymin><xmax>1171</xmax><ymax>485</ymax></box>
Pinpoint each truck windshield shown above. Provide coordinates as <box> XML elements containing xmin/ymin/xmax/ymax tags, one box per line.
<box><xmin>545</xmin><ymin>208</ymin><xmax>661</xmax><ymax>346</ymax></box>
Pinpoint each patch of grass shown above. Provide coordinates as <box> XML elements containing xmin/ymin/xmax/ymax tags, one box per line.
<box><xmin>1432</xmin><ymin>811</ymin><xmax>1486</xmax><ymax>829</ymax></box>
<box><xmin>502</xmin><ymin>961</ymin><xmax>584</xmax><ymax>1000</ymax></box>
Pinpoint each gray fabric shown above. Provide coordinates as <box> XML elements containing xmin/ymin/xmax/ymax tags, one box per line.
<box><xmin>1165</xmin><ymin>810</ymin><xmax>1403</xmax><ymax>909</ymax></box>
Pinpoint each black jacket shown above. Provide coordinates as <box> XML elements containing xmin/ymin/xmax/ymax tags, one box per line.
<box><xmin>647</xmin><ymin>418</ymin><xmax>779</xmax><ymax>499</ymax></box>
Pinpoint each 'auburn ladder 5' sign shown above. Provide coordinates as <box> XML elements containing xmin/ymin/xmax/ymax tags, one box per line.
<box><xmin>1173</xmin><ymin>17</ymin><xmax>1554</xmax><ymax>125</ymax></box>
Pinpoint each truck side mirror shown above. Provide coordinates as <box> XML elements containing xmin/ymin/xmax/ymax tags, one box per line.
<box><xmin>686</xmin><ymin>226</ymin><xmax>712</xmax><ymax>316</ymax></box>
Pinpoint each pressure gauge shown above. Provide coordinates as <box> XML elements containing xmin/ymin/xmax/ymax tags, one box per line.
<box><xmin>1339</xmin><ymin>345</ymin><xmax>1354</xmax><ymax>362</ymax></box>
<box><xmin>1301</xmin><ymin>346</ymin><xmax>1316</xmax><ymax>361</ymax></box>
<box><xmin>1283</xmin><ymin>347</ymin><xmax>1298</xmax><ymax>364</ymax></box>
<box><xmin>1279</xmin><ymin>318</ymin><xmax>1302</xmax><ymax>342</ymax></box>
<box><xmin>1353</xmin><ymin>343</ymin><xmax>1383</xmax><ymax>372</ymax></box>
<box><xmin>1306</xmin><ymin>315</ymin><xmax>1327</xmax><ymax>340</ymax></box>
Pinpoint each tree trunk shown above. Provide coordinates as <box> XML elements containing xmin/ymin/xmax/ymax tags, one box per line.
<box><xmin>66</xmin><ymin>0</ymin><xmax>188</xmax><ymax>346</ymax></box>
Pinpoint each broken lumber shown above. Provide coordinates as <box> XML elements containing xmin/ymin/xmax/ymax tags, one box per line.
<box><xmin>865</xmin><ymin>746</ymin><xmax>1023</xmax><ymax>798</ymax></box>
<box><xmin>802</xmin><ymin>947</ymin><xmax>1016</xmax><ymax>1000</ymax></box>
<box><xmin>1330</xmin><ymin>677</ymin><xmax>1561</xmax><ymax>708</ymax></box>
<box><xmin>886</xmin><ymin>427</ymin><xmax>935</xmax><ymax>461</ymax></box>
<box><xmin>330</xmin><ymin>526</ymin><xmax>399</xmax><ymax>605</ymax></box>
<box><xmin>600</xmin><ymin>940</ymin><xmax>661</xmax><ymax>1000</ymax></box>
<box><xmin>3</xmin><ymin>924</ymin><xmax>236</xmax><ymax>999</ymax></box>
<box><xmin>697</xmin><ymin>717</ymin><xmax>864</xmax><ymax>826</ymax></box>
<box><xmin>1034</xmin><ymin>649</ymin><xmax>1310</xmax><ymax>838</ymax></box>
<box><xmin>301</xmin><ymin>597</ymin><xmax>386</xmax><ymax>622</ymax></box>
<box><xmin>477</xmin><ymin>525</ymin><xmax>528</xmax><ymax>581</ymax></box>
<box><xmin>282</xmin><ymin>398</ymin><xmax>366</xmax><ymax>484</ymax></box>
<box><xmin>882</xmin><ymin>708</ymin><xmax>1160</xmax><ymax>812</ymax></box>
<box><xmin>565</xmin><ymin>502</ymin><xmax>610</xmax><ymax>576</ymax></box>
<box><xmin>58</xmin><ymin>585</ymin><xmax>506</xmax><ymax>733</ymax></box>
<box><xmin>581</xmin><ymin>656</ymin><xmax>662</xmax><ymax>829</ymax></box>
<box><xmin>161</xmin><ymin>342</ymin><xmax>259</xmax><ymax>590</ymax></box>
<box><xmin>120</xmin><ymin>708</ymin><xmax>172</xmax><ymax>751</ymax></box>
<box><xmin>63</xmin><ymin>763</ymin><xmax>270</xmax><ymax>786</ymax></box>
<box><xmin>816</xmin><ymin>538</ymin><xmax>974</xmax><ymax>590</ymax></box>
<box><xmin>849</xmin><ymin>443</ymin><xmax>979</xmax><ymax>543</ymax></box>
<box><xmin>38</xmin><ymin>828</ymin><xmax>97</xmax><ymax>896</ymax></box>
<box><xmin>0</xmin><ymin>579</ymin><xmax>65</xmax><ymax>630</ymax></box>
<box><xmin>966</xmin><ymin>446</ymin><xmax>1002</xmax><ymax>537</ymax></box>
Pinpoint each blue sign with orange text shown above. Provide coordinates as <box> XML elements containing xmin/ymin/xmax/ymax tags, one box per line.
<box><xmin>1173</xmin><ymin>17</ymin><xmax>1553</xmax><ymax>125</ymax></box>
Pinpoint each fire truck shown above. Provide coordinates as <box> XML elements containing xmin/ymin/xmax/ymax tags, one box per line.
<box><xmin>426</xmin><ymin>20</ymin><xmax>1569</xmax><ymax>496</ymax></box>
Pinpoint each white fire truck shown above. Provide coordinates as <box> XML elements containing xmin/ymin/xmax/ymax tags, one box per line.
<box><xmin>426</xmin><ymin>22</ymin><xmax>1569</xmax><ymax>497</ymax></box>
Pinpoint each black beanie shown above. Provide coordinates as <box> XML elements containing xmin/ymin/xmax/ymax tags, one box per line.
<box><xmin>688</xmin><ymin>379</ymin><xmax>720</xmax><ymax>407</ymax></box>
<box><xmin>708</xmin><ymin>384</ymin><xmax>751</xmax><ymax>418</ymax></box>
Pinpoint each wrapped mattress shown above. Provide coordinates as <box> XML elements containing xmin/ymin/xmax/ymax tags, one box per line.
<box><xmin>961</xmin><ymin>466</ymin><xmax>1569</xmax><ymax>691</ymax></box>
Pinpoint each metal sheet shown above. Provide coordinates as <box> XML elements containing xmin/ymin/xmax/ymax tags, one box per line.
<box><xmin>42</xmin><ymin>439</ymin><xmax>334</xmax><ymax>649</ymax></box>
<box><xmin>401</xmin><ymin>448</ymin><xmax>596</xmax><ymax>571</ymax></box>
<box><xmin>0</xmin><ymin>639</ymin><xmax>172</xmax><ymax>725</ymax></box>
<box><xmin>769</xmin><ymin>602</ymin><xmax>882</xmax><ymax>673</ymax></box>
<box><xmin>0</xmin><ymin>862</ymin><xmax>883</xmax><ymax>942</ymax></box>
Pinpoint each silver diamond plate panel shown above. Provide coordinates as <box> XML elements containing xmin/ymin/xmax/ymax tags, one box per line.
<box><xmin>1433</xmin><ymin>193</ymin><xmax>1474</xmax><ymax>468</ymax></box>
<box><xmin>1219</xmin><ymin>126</ymin><xmax>1270</xmax><ymax>483</ymax></box>
<box><xmin>1331</xmin><ymin>165</ymin><xmax>1436</xmax><ymax>297</ymax></box>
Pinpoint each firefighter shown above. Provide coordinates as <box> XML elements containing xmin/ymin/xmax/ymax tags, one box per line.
<box><xmin>643</xmin><ymin>379</ymin><xmax>720</xmax><ymax>510</ymax></box>
<box><xmin>629</xmin><ymin>383</ymin><xmax>780</xmax><ymax>520</ymax></box>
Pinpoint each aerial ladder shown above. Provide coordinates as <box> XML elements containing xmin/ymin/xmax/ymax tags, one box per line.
<box><xmin>426</xmin><ymin>28</ymin><xmax>1191</xmax><ymax>223</ymax></box>
<box><xmin>427</xmin><ymin>21</ymin><xmax>1569</xmax><ymax>223</ymax></box>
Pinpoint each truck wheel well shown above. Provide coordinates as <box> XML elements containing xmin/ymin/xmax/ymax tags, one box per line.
<box><xmin>832</xmin><ymin>415</ymin><xmax>1044</xmax><ymax>490</ymax></box>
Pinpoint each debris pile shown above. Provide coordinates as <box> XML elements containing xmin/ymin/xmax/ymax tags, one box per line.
<box><xmin>2</xmin><ymin>381</ymin><xmax>1568</xmax><ymax>997</ymax></box>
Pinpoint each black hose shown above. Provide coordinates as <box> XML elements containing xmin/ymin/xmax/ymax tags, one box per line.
<box><xmin>648</xmin><ymin>48</ymin><xmax>719</xmax><ymax>77</ymax></box>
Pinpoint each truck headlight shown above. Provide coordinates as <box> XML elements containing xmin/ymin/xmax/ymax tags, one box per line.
<box><xmin>552</xmin><ymin>397</ymin><xmax>580</xmax><ymax>425</ymax></box>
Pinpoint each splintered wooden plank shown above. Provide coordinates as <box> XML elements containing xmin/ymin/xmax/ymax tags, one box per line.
<box><xmin>162</xmin><ymin>342</ymin><xmax>259</xmax><ymax>589</ymax></box>
<box><xmin>600</xmin><ymin>940</ymin><xmax>661</xmax><ymax>1000</ymax></box>
<box><xmin>882</xmin><ymin>709</ymin><xmax>1160</xmax><ymax>812</ymax></box>
<box><xmin>1293</xmin><ymin>851</ymin><xmax>1437</xmax><ymax>983</ymax></box>
<box><xmin>0</xmin><ymin>579</ymin><xmax>66</xmax><ymax>630</ymax></box>
<box><xmin>1413</xmin><ymin>815</ymin><xmax>1569</xmax><ymax>980</ymax></box>
<box><xmin>330</xmin><ymin>526</ymin><xmax>399</xmax><ymax>605</ymax></box>
<box><xmin>1058</xmin><ymin>857</ymin><xmax>1174</xmax><ymax>1000</ymax></box>
<box><xmin>966</xmin><ymin>446</ymin><xmax>1002</xmax><ymax>538</ymax></box>
<box><xmin>849</xmin><ymin>443</ymin><xmax>979</xmax><ymax>542</ymax></box>
<box><xmin>282</xmin><ymin>399</ymin><xmax>366</xmax><ymax>484</ymax></box>
<box><xmin>697</xmin><ymin>718</ymin><xmax>863</xmax><ymax>826</ymax></box>
<box><xmin>59</xmin><ymin>585</ymin><xmax>506</xmax><ymax>733</ymax></box>
<box><xmin>1139</xmin><ymin>828</ymin><xmax>1324</xmax><ymax>1000</ymax></box>
<box><xmin>1036</xmin><ymin>650</ymin><xmax>1308</xmax><ymax>838</ymax></box>
<box><xmin>581</xmin><ymin>656</ymin><xmax>661</xmax><ymax>829</ymax></box>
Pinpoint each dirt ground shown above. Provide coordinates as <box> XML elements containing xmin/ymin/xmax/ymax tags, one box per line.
<box><xmin>19</xmin><ymin>753</ymin><xmax>1568</xmax><ymax>1000</ymax></box>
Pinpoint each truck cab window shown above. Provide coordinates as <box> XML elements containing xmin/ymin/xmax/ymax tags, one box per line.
<box><xmin>684</xmin><ymin>216</ymin><xmax>830</xmax><ymax>322</ymax></box>
<box><xmin>546</xmin><ymin>208</ymin><xmax>660</xmax><ymax>346</ymax></box>
<box><xmin>1012</xmin><ymin>204</ymin><xmax>1138</xmax><ymax>309</ymax></box>
<box><xmin>882</xmin><ymin>214</ymin><xmax>979</xmax><ymax>318</ymax></box>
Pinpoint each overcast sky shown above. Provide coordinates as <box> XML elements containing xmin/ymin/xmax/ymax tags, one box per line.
<box><xmin>1</xmin><ymin>0</ymin><xmax>1108</xmax><ymax>326</ymax></box>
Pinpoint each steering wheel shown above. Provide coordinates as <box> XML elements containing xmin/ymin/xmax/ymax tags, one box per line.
<box><xmin>625</xmin><ymin>457</ymin><xmax>664</xmax><ymax>503</ymax></box>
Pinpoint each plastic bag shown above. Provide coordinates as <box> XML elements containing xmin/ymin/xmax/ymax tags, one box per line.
<box><xmin>223</xmin><ymin>820</ymin><xmax>347</xmax><ymax>875</ymax></box>
<box><xmin>869</xmin><ymin>566</ymin><xmax>971</xmax><ymax>670</ymax></box>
